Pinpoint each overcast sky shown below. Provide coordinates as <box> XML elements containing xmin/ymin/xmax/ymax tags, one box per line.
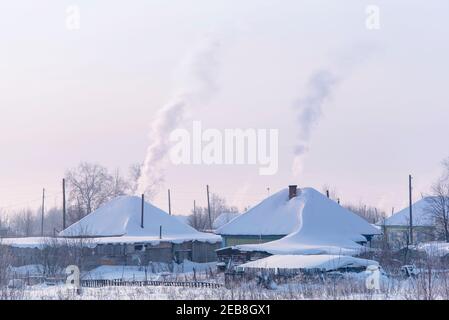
<box><xmin>1</xmin><ymin>0</ymin><xmax>448</xmax><ymax>217</ymax></box>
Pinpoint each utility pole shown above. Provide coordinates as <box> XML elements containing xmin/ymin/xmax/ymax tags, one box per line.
<box><xmin>409</xmin><ymin>174</ymin><xmax>413</xmax><ymax>245</ymax></box>
<box><xmin>41</xmin><ymin>188</ymin><xmax>45</xmax><ymax>237</ymax></box>
<box><xmin>193</xmin><ymin>200</ymin><xmax>197</xmax><ymax>228</ymax></box>
<box><xmin>168</xmin><ymin>189</ymin><xmax>172</xmax><ymax>215</ymax></box>
<box><xmin>62</xmin><ymin>178</ymin><xmax>66</xmax><ymax>230</ymax></box>
<box><xmin>206</xmin><ymin>185</ymin><xmax>212</xmax><ymax>230</ymax></box>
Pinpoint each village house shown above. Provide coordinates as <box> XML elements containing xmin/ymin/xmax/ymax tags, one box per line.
<box><xmin>216</xmin><ymin>186</ymin><xmax>381</xmax><ymax>269</ymax></box>
<box><xmin>2</xmin><ymin>196</ymin><xmax>221</xmax><ymax>269</ymax></box>
<box><xmin>216</xmin><ymin>186</ymin><xmax>305</xmax><ymax>246</ymax></box>
<box><xmin>380</xmin><ymin>197</ymin><xmax>436</xmax><ymax>248</ymax></box>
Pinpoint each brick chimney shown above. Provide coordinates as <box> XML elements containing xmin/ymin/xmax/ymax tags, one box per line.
<box><xmin>289</xmin><ymin>185</ymin><xmax>298</xmax><ymax>200</ymax></box>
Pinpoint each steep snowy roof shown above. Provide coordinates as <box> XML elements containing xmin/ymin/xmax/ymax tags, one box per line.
<box><xmin>383</xmin><ymin>197</ymin><xmax>434</xmax><ymax>227</ymax></box>
<box><xmin>220</xmin><ymin>188</ymin><xmax>380</xmax><ymax>256</ymax></box>
<box><xmin>59</xmin><ymin>196</ymin><xmax>220</xmax><ymax>243</ymax></box>
<box><xmin>238</xmin><ymin>254</ymin><xmax>378</xmax><ymax>272</ymax></box>
<box><xmin>174</xmin><ymin>215</ymin><xmax>190</xmax><ymax>226</ymax></box>
<box><xmin>217</xmin><ymin>187</ymin><xmax>379</xmax><ymax>237</ymax></box>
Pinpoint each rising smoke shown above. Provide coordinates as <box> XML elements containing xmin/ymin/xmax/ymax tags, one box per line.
<box><xmin>291</xmin><ymin>44</ymin><xmax>376</xmax><ymax>176</ymax></box>
<box><xmin>137</xmin><ymin>38</ymin><xmax>221</xmax><ymax>198</ymax></box>
<box><xmin>292</xmin><ymin>69</ymin><xmax>339</xmax><ymax>176</ymax></box>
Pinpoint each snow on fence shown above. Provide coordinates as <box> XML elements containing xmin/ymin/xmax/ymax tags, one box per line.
<box><xmin>80</xmin><ymin>279</ymin><xmax>222</xmax><ymax>289</ymax></box>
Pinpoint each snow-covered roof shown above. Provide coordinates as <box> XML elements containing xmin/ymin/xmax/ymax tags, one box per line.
<box><xmin>59</xmin><ymin>196</ymin><xmax>221</xmax><ymax>243</ymax></box>
<box><xmin>217</xmin><ymin>188</ymin><xmax>379</xmax><ymax>237</ymax></box>
<box><xmin>212</xmin><ymin>212</ymin><xmax>240</xmax><ymax>230</ymax></box>
<box><xmin>220</xmin><ymin>188</ymin><xmax>380</xmax><ymax>256</ymax></box>
<box><xmin>383</xmin><ymin>197</ymin><xmax>434</xmax><ymax>227</ymax></box>
<box><xmin>1</xmin><ymin>233</ymin><xmax>221</xmax><ymax>249</ymax></box>
<box><xmin>174</xmin><ymin>215</ymin><xmax>190</xmax><ymax>226</ymax></box>
<box><xmin>238</xmin><ymin>254</ymin><xmax>378</xmax><ymax>272</ymax></box>
<box><xmin>0</xmin><ymin>237</ymin><xmax>97</xmax><ymax>249</ymax></box>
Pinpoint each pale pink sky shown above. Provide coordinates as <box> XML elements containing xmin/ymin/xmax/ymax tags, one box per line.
<box><xmin>1</xmin><ymin>0</ymin><xmax>448</xmax><ymax>217</ymax></box>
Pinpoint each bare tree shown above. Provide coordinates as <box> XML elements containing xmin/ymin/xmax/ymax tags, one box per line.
<box><xmin>128</xmin><ymin>163</ymin><xmax>141</xmax><ymax>195</ymax></box>
<box><xmin>65</xmin><ymin>162</ymin><xmax>137</xmax><ymax>224</ymax></box>
<box><xmin>0</xmin><ymin>211</ymin><xmax>9</xmax><ymax>237</ymax></box>
<box><xmin>110</xmin><ymin>169</ymin><xmax>130</xmax><ymax>198</ymax></box>
<box><xmin>345</xmin><ymin>203</ymin><xmax>386</xmax><ymax>224</ymax></box>
<box><xmin>423</xmin><ymin>158</ymin><xmax>449</xmax><ymax>242</ymax></box>
<box><xmin>10</xmin><ymin>209</ymin><xmax>38</xmax><ymax>237</ymax></box>
<box><xmin>188</xmin><ymin>193</ymin><xmax>239</xmax><ymax>230</ymax></box>
<box><xmin>65</xmin><ymin>162</ymin><xmax>113</xmax><ymax>223</ymax></box>
<box><xmin>426</xmin><ymin>180</ymin><xmax>449</xmax><ymax>242</ymax></box>
<box><xmin>188</xmin><ymin>207</ymin><xmax>209</xmax><ymax>231</ymax></box>
<box><xmin>43</xmin><ymin>207</ymin><xmax>63</xmax><ymax>236</ymax></box>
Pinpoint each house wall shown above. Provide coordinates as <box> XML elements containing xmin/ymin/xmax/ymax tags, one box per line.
<box><xmin>383</xmin><ymin>225</ymin><xmax>436</xmax><ymax>248</ymax></box>
<box><xmin>222</xmin><ymin>235</ymin><xmax>285</xmax><ymax>247</ymax></box>
<box><xmin>5</xmin><ymin>240</ymin><xmax>221</xmax><ymax>270</ymax></box>
<box><xmin>192</xmin><ymin>241</ymin><xmax>221</xmax><ymax>263</ymax></box>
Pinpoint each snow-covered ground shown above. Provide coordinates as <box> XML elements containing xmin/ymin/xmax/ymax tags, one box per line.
<box><xmin>413</xmin><ymin>242</ymin><xmax>449</xmax><ymax>257</ymax></box>
<box><xmin>4</xmin><ymin>275</ymin><xmax>449</xmax><ymax>300</ymax></box>
<box><xmin>83</xmin><ymin>261</ymin><xmax>217</xmax><ymax>281</ymax></box>
<box><xmin>238</xmin><ymin>254</ymin><xmax>378</xmax><ymax>272</ymax></box>
<box><xmin>4</xmin><ymin>260</ymin><xmax>449</xmax><ymax>300</ymax></box>
<box><xmin>8</xmin><ymin>260</ymin><xmax>217</xmax><ymax>282</ymax></box>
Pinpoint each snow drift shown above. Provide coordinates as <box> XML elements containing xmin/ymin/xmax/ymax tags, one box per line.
<box><xmin>238</xmin><ymin>254</ymin><xmax>378</xmax><ymax>272</ymax></box>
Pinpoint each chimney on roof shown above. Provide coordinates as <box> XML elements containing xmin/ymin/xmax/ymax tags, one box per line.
<box><xmin>289</xmin><ymin>185</ymin><xmax>298</xmax><ymax>200</ymax></box>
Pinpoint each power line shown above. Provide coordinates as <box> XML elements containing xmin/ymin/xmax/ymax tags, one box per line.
<box><xmin>0</xmin><ymin>191</ymin><xmax>63</xmax><ymax>210</ymax></box>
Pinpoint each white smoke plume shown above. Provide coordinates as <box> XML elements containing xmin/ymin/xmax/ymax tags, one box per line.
<box><xmin>291</xmin><ymin>44</ymin><xmax>376</xmax><ymax>176</ymax></box>
<box><xmin>292</xmin><ymin>69</ymin><xmax>339</xmax><ymax>176</ymax></box>
<box><xmin>137</xmin><ymin>38</ymin><xmax>221</xmax><ymax>198</ymax></box>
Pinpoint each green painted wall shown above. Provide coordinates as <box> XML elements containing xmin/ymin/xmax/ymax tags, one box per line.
<box><xmin>222</xmin><ymin>235</ymin><xmax>285</xmax><ymax>247</ymax></box>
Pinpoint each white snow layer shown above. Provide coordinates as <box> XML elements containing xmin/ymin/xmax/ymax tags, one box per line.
<box><xmin>383</xmin><ymin>197</ymin><xmax>434</xmax><ymax>227</ymax></box>
<box><xmin>413</xmin><ymin>242</ymin><xmax>449</xmax><ymax>257</ymax></box>
<box><xmin>221</xmin><ymin>188</ymin><xmax>380</xmax><ymax>256</ymax></box>
<box><xmin>238</xmin><ymin>254</ymin><xmax>378</xmax><ymax>272</ymax></box>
